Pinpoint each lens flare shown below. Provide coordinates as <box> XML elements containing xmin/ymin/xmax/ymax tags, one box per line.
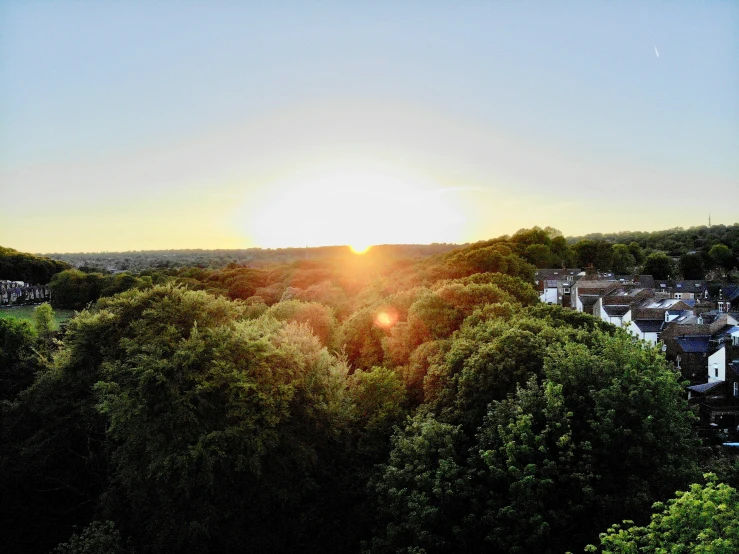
<box><xmin>374</xmin><ymin>308</ymin><xmax>399</xmax><ymax>329</ymax></box>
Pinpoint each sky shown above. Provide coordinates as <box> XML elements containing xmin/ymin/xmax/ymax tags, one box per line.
<box><xmin>1</xmin><ymin>1</ymin><xmax>737</xmax><ymax>253</ymax></box>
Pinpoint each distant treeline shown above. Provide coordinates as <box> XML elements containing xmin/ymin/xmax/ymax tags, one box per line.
<box><xmin>42</xmin><ymin>243</ymin><xmax>461</xmax><ymax>273</ymax></box>
<box><xmin>569</xmin><ymin>223</ymin><xmax>739</xmax><ymax>256</ymax></box>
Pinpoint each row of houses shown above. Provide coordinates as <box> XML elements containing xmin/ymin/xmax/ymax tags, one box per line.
<box><xmin>0</xmin><ymin>280</ymin><xmax>51</xmax><ymax>305</ymax></box>
<box><xmin>535</xmin><ymin>269</ymin><xmax>739</xmax><ymax>441</ymax></box>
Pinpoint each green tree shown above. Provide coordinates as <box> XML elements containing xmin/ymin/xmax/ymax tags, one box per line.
<box><xmin>90</xmin><ymin>286</ymin><xmax>351</xmax><ymax>552</ymax></box>
<box><xmin>53</xmin><ymin>520</ymin><xmax>126</xmax><ymax>554</ymax></box>
<box><xmin>49</xmin><ymin>269</ymin><xmax>107</xmax><ymax>310</ymax></box>
<box><xmin>34</xmin><ymin>302</ymin><xmax>56</xmax><ymax>359</ymax></box>
<box><xmin>679</xmin><ymin>252</ymin><xmax>705</xmax><ymax>279</ymax></box>
<box><xmin>266</xmin><ymin>299</ymin><xmax>337</xmax><ymax>347</ymax></box>
<box><xmin>348</xmin><ymin>367</ymin><xmax>408</xmax><ymax>459</ymax></box>
<box><xmin>643</xmin><ymin>252</ymin><xmax>674</xmax><ymax>280</ymax></box>
<box><xmin>628</xmin><ymin>241</ymin><xmax>645</xmax><ymax>265</ymax></box>
<box><xmin>0</xmin><ymin>246</ymin><xmax>70</xmax><ymax>283</ymax></box>
<box><xmin>709</xmin><ymin>243</ymin><xmax>736</xmax><ymax>276</ymax></box>
<box><xmin>367</xmin><ymin>414</ymin><xmax>467</xmax><ymax>554</ymax></box>
<box><xmin>0</xmin><ymin>318</ymin><xmax>38</xmax><ymax>401</ymax></box>
<box><xmin>586</xmin><ymin>474</ymin><xmax>739</xmax><ymax>553</ymax></box>
<box><xmin>523</xmin><ymin>243</ymin><xmax>554</xmax><ymax>268</ymax></box>
<box><xmin>337</xmin><ymin>307</ymin><xmax>388</xmax><ymax>371</ymax></box>
<box><xmin>369</xmin><ymin>321</ymin><xmax>700</xmax><ymax>554</ymax></box>
<box><xmin>611</xmin><ymin>244</ymin><xmax>636</xmax><ymax>274</ymax></box>
<box><xmin>573</xmin><ymin>240</ymin><xmax>613</xmax><ymax>271</ymax></box>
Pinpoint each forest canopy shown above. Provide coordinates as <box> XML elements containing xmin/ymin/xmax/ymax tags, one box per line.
<box><xmin>1</xmin><ymin>229</ymin><xmax>737</xmax><ymax>553</ymax></box>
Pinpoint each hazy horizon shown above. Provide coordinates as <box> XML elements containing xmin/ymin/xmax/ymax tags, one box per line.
<box><xmin>2</xmin><ymin>1</ymin><xmax>737</xmax><ymax>253</ymax></box>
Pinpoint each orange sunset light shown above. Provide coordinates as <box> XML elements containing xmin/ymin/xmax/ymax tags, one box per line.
<box><xmin>374</xmin><ymin>308</ymin><xmax>399</xmax><ymax>329</ymax></box>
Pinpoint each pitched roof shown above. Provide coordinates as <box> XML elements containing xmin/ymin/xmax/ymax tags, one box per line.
<box><xmin>603</xmin><ymin>305</ymin><xmax>630</xmax><ymax>317</ymax></box>
<box><xmin>687</xmin><ymin>381</ymin><xmax>724</xmax><ymax>394</ymax></box>
<box><xmin>632</xmin><ymin>320</ymin><xmax>664</xmax><ymax>333</ymax></box>
<box><xmin>675</xmin><ymin>335</ymin><xmax>711</xmax><ymax>354</ymax></box>
<box><xmin>535</xmin><ymin>268</ymin><xmax>582</xmax><ymax>280</ymax></box>
<box><xmin>722</xmin><ymin>285</ymin><xmax>739</xmax><ymax>301</ymax></box>
<box><xmin>641</xmin><ymin>298</ymin><xmax>683</xmax><ymax>309</ymax></box>
<box><xmin>654</xmin><ymin>280</ymin><xmax>708</xmax><ymax>292</ymax></box>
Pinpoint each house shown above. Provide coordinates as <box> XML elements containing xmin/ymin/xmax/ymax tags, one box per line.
<box><xmin>661</xmin><ymin>309</ymin><xmax>737</xmax><ymax>389</ymax></box>
<box><xmin>715</xmin><ymin>285</ymin><xmax>739</xmax><ymax>313</ymax></box>
<box><xmin>654</xmin><ymin>280</ymin><xmax>709</xmax><ymax>301</ymax></box>
<box><xmin>592</xmin><ymin>286</ymin><xmax>653</xmax><ymax>327</ymax></box>
<box><xmin>570</xmin><ymin>280</ymin><xmax>620</xmax><ymax>313</ymax></box>
<box><xmin>534</xmin><ymin>269</ymin><xmax>583</xmax><ymax>306</ymax></box>
<box><xmin>540</xmin><ymin>280</ymin><xmax>559</xmax><ymax>304</ymax></box>
<box><xmin>629</xmin><ymin>319</ymin><xmax>665</xmax><ymax>345</ymax></box>
<box><xmin>686</xmin><ymin>323</ymin><xmax>739</xmax><ymax>441</ymax></box>
<box><xmin>625</xmin><ymin>298</ymin><xmax>694</xmax><ymax>346</ymax></box>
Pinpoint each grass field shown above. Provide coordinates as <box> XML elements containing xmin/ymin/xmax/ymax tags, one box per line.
<box><xmin>0</xmin><ymin>305</ymin><xmax>76</xmax><ymax>327</ymax></box>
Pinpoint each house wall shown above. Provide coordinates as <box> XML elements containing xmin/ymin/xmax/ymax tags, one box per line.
<box><xmin>708</xmin><ymin>346</ymin><xmax>726</xmax><ymax>383</ymax></box>
<box><xmin>541</xmin><ymin>287</ymin><xmax>558</xmax><ymax>304</ymax></box>
<box><xmin>626</xmin><ymin>321</ymin><xmax>658</xmax><ymax>345</ymax></box>
<box><xmin>622</xmin><ymin>309</ymin><xmax>632</xmax><ymax>325</ymax></box>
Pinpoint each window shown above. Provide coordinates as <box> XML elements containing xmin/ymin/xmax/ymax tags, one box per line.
<box><xmin>735</xmin><ymin>382</ymin><xmax>739</xmax><ymax>398</ymax></box>
<box><xmin>676</xmin><ymin>355</ymin><xmax>681</xmax><ymax>369</ymax></box>
<box><xmin>715</xmin><ymin>364</ymin><xmax>719</xmax><ymax>378</ymax></box>
<box><xmin>674</xmin><ymin>293</ymin><xmax>682</xmax><ymax>299</ymax></box>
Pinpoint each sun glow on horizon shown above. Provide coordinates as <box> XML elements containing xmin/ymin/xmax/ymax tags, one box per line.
<box><xmin>349</xmin><ymin>243</ymin><xmax>372</xmax><ymax>254</ymax></box>
<box><xmin>238</xmin><ymin>166</ymin><xmax>467</xmax><ymax>249</ymax></box>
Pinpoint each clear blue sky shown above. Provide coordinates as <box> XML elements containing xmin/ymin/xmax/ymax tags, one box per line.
<box><xmin>1</xmin><ymin>1</ymin><xmax>737</xmax><ymax>252</ymax></box>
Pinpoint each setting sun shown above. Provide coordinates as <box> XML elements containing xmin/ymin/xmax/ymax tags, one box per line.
<box><xmin>350</xmin><ymin>243</ymin><xmax>371</xmax><ymax>254</ymax></box>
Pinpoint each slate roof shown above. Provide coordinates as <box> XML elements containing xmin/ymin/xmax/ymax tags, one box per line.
<box><xmin>687</xmin><ymin>381</ymin><xmax>724</xmax><ymax>394</ymax></box>
<box><xmin>641</xmin><ymin>298</ymin><xmax>683</xmax><ymax>309</ymax></box>
<box><xmin>633</xmin><ymin>320</ymin><xmax>664</xmax><ymax>333</ymax></box>
<box><xmin>654</xmin><ymin>280</ymin><xmax>708</xmax><ymax>293</ymax></box>
<box><xmin>635</xmin><ymin>275</ymin><xmax>655</xmax><ymax>288</ymax></box>
<box><xmin>716</xmin><ymin>324</ymin><xmax>739</xmax><ymax>335</ymax></box>
<box><xmin>535</xmin><ymin>268</ymin><xmax>582</xmax><ymax>281</ymax></box>
<box><xmin>721</xmin><ymin>285</ymin><xmax>739</xmax><ymax>301</ymax></box>
<box><xmin>675</xmin><ymin>335</ymin><xmax>711</xmax><ymax>354</ymax></box>
<box><xmin>603</xmin><ymin>305</ymin><xmax>630</xmax><ymax>317</ymax></box>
